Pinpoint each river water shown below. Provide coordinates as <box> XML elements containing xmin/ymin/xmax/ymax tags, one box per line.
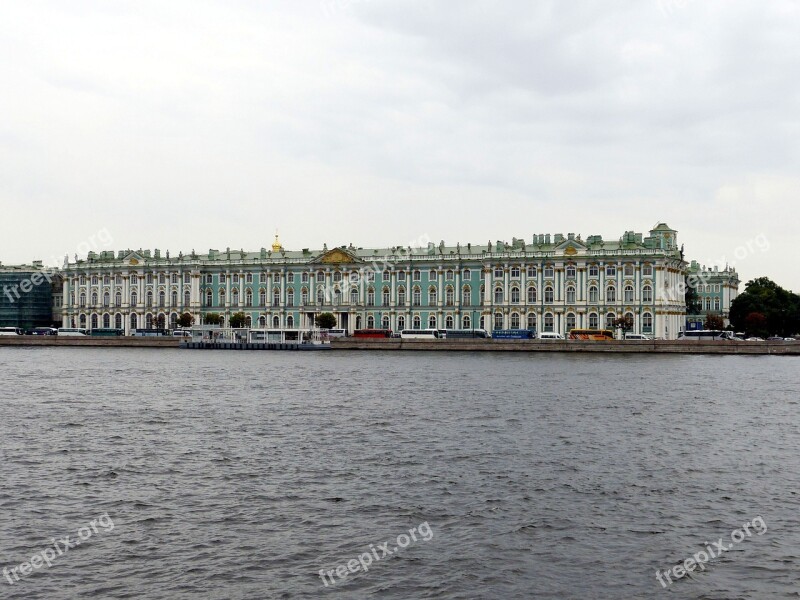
<box><xmin>0</xmin><ymin>347</ymin><xmax>798</xmax><ymax>599</ymax></box>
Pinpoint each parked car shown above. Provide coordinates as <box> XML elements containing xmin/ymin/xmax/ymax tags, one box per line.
<box><xmin>767</xmin><ymin>336</ymin><xmax>785</xmax><ymax>341</ymax></box>
<box><xmin>624</xmin><ymin>333</ymin><xmax>651</xmax><ymax>340</ymax></box>
<box><xmin>745</xmin><ymin>337</ymin><xmax>764</xmax><ymax>341</ymax></box>
<box><xmin>538</xmin><ymin>332</ymin><xmax>565</xmax><ymax>340</ymax></box>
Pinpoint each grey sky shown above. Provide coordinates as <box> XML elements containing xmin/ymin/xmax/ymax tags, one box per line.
<box><xmin>1</xmin><ymin>0</ymin><xmax>798</xmax><ymax>289</ymax></box>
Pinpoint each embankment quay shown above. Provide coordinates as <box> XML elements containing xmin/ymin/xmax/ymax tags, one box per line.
<box><xmin>1</xmin><ymin>337</ymin><xmax>799</xmax><ymax>355</ymax></box>
<box><xmin>330</xmin><ymin>338</ymin><xmax>800</xmax><ymax>355</ymax></box>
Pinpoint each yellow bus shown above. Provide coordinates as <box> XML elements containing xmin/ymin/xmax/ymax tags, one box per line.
<box><xmin>568</xmin><ymin>329</ymin><xmax>615</xmax><ymax>340</ymax></box>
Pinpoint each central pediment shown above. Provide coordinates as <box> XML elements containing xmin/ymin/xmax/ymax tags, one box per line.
<box><xmin>312</xmin><ymin>247</ymin><xmax>362</xmax><ymax>265</ymax></box>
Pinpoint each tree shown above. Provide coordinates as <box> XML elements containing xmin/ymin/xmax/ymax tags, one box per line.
<box><xmin>704</xmin><ymin>313</ymin><xmax>725</xmax><ymax>331</ymax></box>
<box><xmin>177</xmin><ymin>313</ymin><xmax>194</xmax><ymax>328</ymax></box>
<box><xmin>153</xmin><ymin>314</ymin><xmax>165</xmax><ymax>329</ymax></box>
<box><xmin>205</xmin><ymin>313</ymin><xmax>222</xmax><ymax>325</ymax></box>
<box><xmin>229</xmin><ymin>312</ymin><xmax>247</xmax><ymax>328</ymax></box>
<box><xmin>744</xmin><ymin>312</ymin><xmax>768</xmax><ymax>338</ymax></box>
<box><xmin>315</xmin><ymin>312</ymin><xmax>337</xmax><ymax>329</ymax></box>
<box><xmin>729</xmin><ymin>277</ymin><xmax>800</xmax><ymax>336</ymax></box>
<box><xmin>612</xmin><ymin>315</ymin><xmax>634</xmax><ymax>336</ymax></box>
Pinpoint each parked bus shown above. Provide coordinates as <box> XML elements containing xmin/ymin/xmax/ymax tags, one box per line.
<box><xmin>400</xmin><ymin>329</ymin><xmax>441</xmax><ymax>339</ymax></box>
<box><xmin>90</xmin><ymin>328</ymin><xmax>124</xmax><ymax>337</ymax></box>
<box><xmin>677</xmin><ymin>330</ymin><xmax>736</xmax><ymax>341</ymax></box>
<box><xmin>569</xmin><ymin>329</ymin><xmax>615</xmax><ymax>340</ymax></box>
<box><xmin>131</xmin><ymin>329</ymin><xmax>170</xmax><ymax>337</ymax></box>
<box><xmin>26</xmin><ymin>327</ymin><xmax>58</xmax><ymax>335</ymax></box>
<box><xmin>492</xmin><ymin>329</ymin><xmax>536</xmax><ymax>339</ymax></box>
<box><xmin>353</xmin><ymin>329</ymin><xmax>392</xmax><ymax>338</ymax></box>
<box><xmin>0</xmin><ymin>327</ymin><xmax>23</xmax><ymax>336</ymax></box>
<box><xmin>445</xmin><ymin>329</ymin><xmax>490</xmax><ymax>339</ymax></box>
<box><xmin>57</xmin><ymin>328</ymin><xmax>88</xmax><ymax>336</ymax></box>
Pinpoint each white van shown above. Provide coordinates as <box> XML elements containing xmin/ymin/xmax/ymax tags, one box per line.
<box><xmin>327</xmin><ymin>329</ymin><xmax>347</xmax><ymax>338</ymax></box>
<box><xmin>538</xmin><ymin>332</ymin><xmax>565</xmax><ymax>340</ymax></box>
<box><xmin>624</xmin><ymin>333</ymin><xmax>651</xmax><ymax>340</ymax></box>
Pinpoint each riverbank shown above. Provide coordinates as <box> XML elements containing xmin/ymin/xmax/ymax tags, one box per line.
<box><xmin>1</xmin><ymin>336</ymin><xmax>799</xmax><ymax>354</ymax></box>
<box><xmin>331</xmin><ymin>338</ymin><xmax>800</xmax><ymax>355</ymax></box>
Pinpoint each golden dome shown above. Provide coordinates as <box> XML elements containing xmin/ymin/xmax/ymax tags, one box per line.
<box><xmin>271</xmin><ymin>232</ymin><xmax>283</xmax><ymax>252</ymax></box>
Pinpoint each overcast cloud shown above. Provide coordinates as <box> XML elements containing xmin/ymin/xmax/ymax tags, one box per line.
<box><xmin>1</xmin><ymin>0</ymin><xmax>798</xmax><ymax>289</ymax></box>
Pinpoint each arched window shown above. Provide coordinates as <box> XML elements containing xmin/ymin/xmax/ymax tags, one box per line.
<box><xmin>413</xmin><ymin>287</ymin><xmax>421</xmax><ymax>306</ymax></box>
<box><xmin>170</xmin><ymin>313</ymin><xmax>178</xmax><ymax>329</ymax></box>
<box><xmin>494</xmin><ymin>287</ymin><xmax>503</xmax><ymax>304</ymax></box>
<box><xmin>317</xmin><ymin>288</ymin><xmax>325</xmax><ymax>305</ymax></box>
<box><xmin>462</xmin><ymin>286</ymin><xmax>471</xmax><ymax>306</ymax></box>
<box><xmin>714</xmin><ymin>298</ymin><xmax>720</xmax><ymax>312</ymax></box>
<box><xmin>383</xmin><ymin>287</ymin><xmax>390</xmax><ymax>306</ymax></box>
<box><xmin>642</xmin><ymin>285</ymin><xmax>653</xmax><ymax>303</ymax></box>
<box><xmin>624</xmin><ymin>285</ymin><xmax>634</xmax><ymax>303</ymax></box>
<box><xmin>566</xmin><ymin>265</ymin><xmax>576</xmax><ymax>279</ymax></box>
<box><xmin>494</xmin><ymin>312</ymin><xmax>503</xmax><ymax>330</ymax></box>
<box><xmin>115</xmin><ymin>314</ymin><xmax>123</xmax><ymax>329</ymax></box>
<box><xmin>397</xmin><ymin>316</ymin><xmax>406</xmax><ymax>330</ymax></box>
<box><xmin>91</xmin><ymin>292</ymin><xmax>98</xmax><ymax>305</ymax></box>
<box><xmin>184</xmin><ymin>290</ymin><xmax>191</xmax><ymax>306</ymax></box>
<box><xmin>527</xmin><ymin>286</ymin><xmax>537</xmax><ymax>303</ymax></box>
<box><xmin>445</xmin><ymin>315</ymin><xmax>454</xmax><ymax>329</ymax></box>
<box><xmin>272</xmin><ymin>289</ymin><xmax>280</xmax><ymax>307</ymax></box>
<box><xmin>544</xmin><ymin>286</ymin><xmax>554</xmax><ymax>303</ymax></box>
<box><xmin>642</xmin><ymin>312</ymin><xmax>653</xmax><ymax>332</ymax></box>
<box><xmin>171</xmin><ymin>290</ymin><xmax>178</xmax><ymax>306</ymax></box>
<box><xmin>428</xmin><ymin>315</ymin><xmax>437</xmax><ymax>329</ymax></box>
<box><xmin>102</xmin><ymin>314</ymin><xmax>110</xmax><ymax>328</ymax></box>
<box><xmin>566</xmin><ymin>312</ymin><xmax>576</xmax><ymax>331</ymax></box>
<box><xmin>527</xmin><ymin>313</ymin><xmax>537</xmax><ymax>330</ymax></box>
<box><xmin>413</xmin><ymin>315</ymin><xmax>421</xmax><ymax>329</ymax></box>
<box><xmin>606</xmin><ymin>312</ymin><xmax>615</xmax><ymax>328</ymax></box>
<box><xmin>510</xmin><ymin>266</ymin><xmax>520</xmax><ymax>278</ymax></box>
<box><xmin>159</xmin><ymin>291</ymin><xmax>166</xmax><ymax>307</ymax></box>
<box><xmin>333</xmin><ymin>271</ymin><xmax>342</xmax><ymax>282</ymax></box>
<box><xmin>413</xmin><ymin>270</ymin><xmax>421</xmax><ymax>281</ymax></box>
<box><xmin>245</xmin><ymin>316</ymin><xmax>251</xmax><ymax>328</ymax></box>
<box><xmin>287</xmin><ymin>315</ymin><xmax>294</xmax><ymax>328</ymax></box>
<box><xmin>258</xmin><ymin>316</ymin><xmax>266</xmax><ymax>327</ymax></box>
<box><xmin>428</xmin><ymin>287</ymin><xmax>437</xmax><ymax>306</ymax></box>
<box><xmin>79</xmin><ymin>314</ymin><xmax>86</xmax><ymax>327</ymax></box>
<box><xmin>130</xmin><ymin>313</ymin><xmax>137</xmax><ymax>329</ymax></box>
<box><xmin>606</xmin><ymin>286</ymin><xmax>616</xmax><ymax>303</ymax></box>
<box><xmin>145</xmin><ymin>314</ymin><xmax>153</xmax><ymax>328</ymax></box>
<box><xmin>351</xmin><ymin>288</ymin><xmax>359</xmax><ymax>305</ymax></box>
<box><xmin>146</xmin><ymin>291</ymin><xmax>153</xmax><ymax>307</ymax></box>
<box><xmin>333</xmin><ymin>288</ymin><xmax>341</xmax><ymax>305</ymax></box>
<box><xmin>115</xmin><ymin>292</ymin><xmax>122</xmax><ymax>307</ymax></box>
<box><xmin>299</xmin><ymin>288</ymin><xmax>307</xmax><ymax>305</ymax></box>
<box><xmin>544</xmin><ymin>313</ymin><xmax>554</xmax><ymax>332</ymax></box>
<box><xmin>445</xmin><ymin>287</ymin><xmax>454</xmax><ymax>306</ymax></box>
<box><xmin>589</xmin><ymin>312</ymin><xmax>599</xmax><ymax>329</ymax></box>
<box><xmin>398</xmin><ymin>287</ymin><xmax>406</xmax><ymax>305</ymax></box>
<box><xmin>566</xmin><ymin>286</ymin><xmax>576</xmax><ymax>304</ymax></box>
<box><xmin>367</xmin><ymin>288</ymin><xmax>375</xmax><ymax>306</ymax></box>
<box><xmin>103</xmin><ymin>292</ymin><xmax>110</xmax><ymax>307</ymax></box>
<box><xmin>273</xmin><ymin>316</ymin><xmax>280</xmax><ymax>327</ymax></box>
<box><xmin>589</xmin><ymin>286</ymin><xmax>598</xmax><ymax>303</ymax></box>
<box><xmin>511</xmin><ymin>287</ymin><xmax>520</xmax><ymax>303</ymax></box>
<box><xmin>130</xmin><ymin>292</ymin><xmax>137</xmax><ymax>307</ymax></box>
<box><xmin>367</xmin><ymin>315</ymin><xmax>375</xmax><ymax>328</ymax></box>
<box><xmin>625</xmin><ymin>311</ymin><xmax>635</xmax><ymax>326</ymax></box>
<box><xmin>219</xmin><ymin>289</ymin><xmax>226</xmax><ymax>306</ymax></box>
<box><xmin>511</xmin><ymin>312</ymin><xmax>520</xmax><ymax>328</ymax></box>
<box><xmin>479</xmin><ymin>316</ymin><xmax>485</xmax><ymax>330</ymax></box>
<box><xmin>446</xmin><ymin>269</ymin><xmax>454</xmax><ymax>280</ymax></box>
<box><xmin>382</xmin><ymin>315</ymin><xmax>390</xmax><ymax>329</ymax></box>
<box><xmin>463</xmin><ymin>314</ymin><xmax>471</xmax><ymax>329</ymax></box>
<box><xmin>287</xmin><ymin>290</ymin><xmax>294</xmax><ymax>307</ymax></box>
<box><xmin>245</xmin><ymin>290</ymin><xmax>253</xmax><ymax>307</ymax></box>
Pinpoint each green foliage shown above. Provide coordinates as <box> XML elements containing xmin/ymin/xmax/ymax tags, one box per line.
<box><xmin>153</xmin><ymin>314</ymin><xmax>165</xmax><ymax>329</ymax></box>
<box><xmin>204</xmin><ymin>313</ymin><xmax>222</xmax><ymax>325</ymax></box>
<box><xmin>315</xmin><ymin>312</ymin><xmax>337</xmax><ymax>329</ymax></box>
<box><xmin>704</xmin><ymin>313</ymin><xmax>725</xmax><ymax>331</ymax></box>
<box><xmin>744</xmin><ymin>312</ymin><xmax>769</xmax><ymax>338</ymax></box>
<box><xmin>685</xmin><ymin>276</ymin><xmax>702</xmax><ymax>314</ymax></box>
<box><xmin>612</xmin><ymin>315</ymin><xmax>634</xmax><ymax>332</ymax></box>
<box><xmin>229</xmin><ymin>312</ymin><xmax>247</xmax><ymax>328</ymax></box>
<box><xmin>177</xmin><ymin>313</ymin><xmax>194</xmax><ymax>328</ymax></box>
<box><xmin>729</xmin><ymin>277</ymin><xmax>800</xmax><ymax>336</ymax></box>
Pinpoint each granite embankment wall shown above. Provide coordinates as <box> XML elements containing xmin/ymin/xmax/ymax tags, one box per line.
<box><xmin>331</xmin><ymin>338</ymin><xmax>800</xmax><ymax>355</ymax></box>
<box><xmin>0</xmin><ymin>337</ymin><xmax>179</xmax><ymax>348</ymax></box>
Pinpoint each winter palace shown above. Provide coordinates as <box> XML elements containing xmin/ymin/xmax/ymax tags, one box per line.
<box><xmin>56</xmin><ymin>223</ymin><xmax>694</xmax><ymax>339</ymax></box>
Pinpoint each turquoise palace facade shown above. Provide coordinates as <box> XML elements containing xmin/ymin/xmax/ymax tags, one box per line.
<box><xmin>60</xmin><ymin>224</ymin><xmax>689</xmax><ymax>339</ymax></box>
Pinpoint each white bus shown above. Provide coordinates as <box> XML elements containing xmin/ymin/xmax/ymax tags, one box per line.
<box><xmin>400</xmin><ymin>329</ymin><xmax>441</xmax><ymax>339</ymax></box>
<box><xmin>0</xmin><ymin>327</ymin><xmax>23</xmax><ymax>336</ymax></box>
<box><xmin>57</xmin><ymin>327</ymin><xmax>88</xmax><ymax>336</ymax></box>
<box><xmin>677</xmin><ymin>330</ymin><xmax>736</xmax><ymax>341</ymax></box>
